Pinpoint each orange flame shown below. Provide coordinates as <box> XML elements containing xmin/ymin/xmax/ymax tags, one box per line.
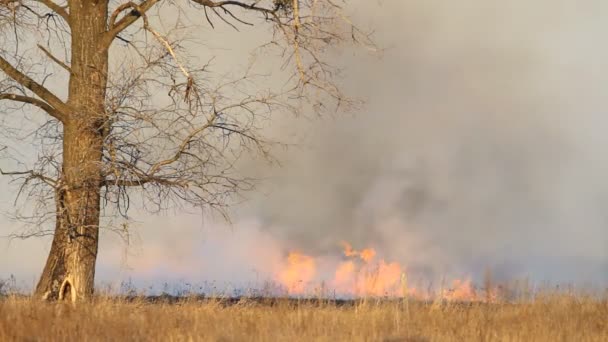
<box><xmin>276</xmin><ymin>252</ymin><xmax>316</xmax><ymax>294</ymax></box>
<box><xmin>341</xmin><ymin>241</ymin><xmax>376</xmax><ymax>262</ymax></box>
<box><xmin>274</xmin><ymin>242</ymin><xmax>498</xmax><ymax>302</ymax></box>
<box><xmin>332</xmin><ymin>242</ymin><xmax>402</xmax><ymax>296</ymax></box>
<box><xmin>442</xmin><ymin>279</ymin><xmax>476</xmax><ymax>301</ymax></box>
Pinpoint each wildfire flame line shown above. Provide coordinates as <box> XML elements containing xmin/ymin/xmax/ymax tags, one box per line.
<box><xmin>275</xmin><ymin>242</ymin><xmax>498</xmax><ymax>302</ymax></box>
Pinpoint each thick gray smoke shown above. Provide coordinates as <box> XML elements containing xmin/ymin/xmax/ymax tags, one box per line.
<box><xmin>238</xmin><ymin>0</ymin><xmax>608</xmax><ymax>284</ymax></box>
<box><xmin>2</xmin><ymin>1</ymin><xmax>607</xmax><ymax>289</ymax></box>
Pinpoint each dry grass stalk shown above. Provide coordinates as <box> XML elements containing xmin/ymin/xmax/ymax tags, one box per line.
<box><xmin>0</xmin><ymin>294</ymin><xmax>607</xmax><ymax>341</ymax></box>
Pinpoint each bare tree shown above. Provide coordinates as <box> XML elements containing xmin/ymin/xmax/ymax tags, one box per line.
<box><xmin>0</xmin><ymin>0</ymin><xmax>373</xmax><ymax>301</ymax></box>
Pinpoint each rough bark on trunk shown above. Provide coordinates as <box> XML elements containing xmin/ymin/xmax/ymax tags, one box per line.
<box><xmin>34</xmin><ymin>0</ymin><xmax>109</xmax><ymax>301</ymax></box>
<box><xmin>34</xmin><ymin>181</ymin><xmax>101</xmax><ymax>301</ymax></box>
<box><xmin>34</xmin><ymin>126</ymin><xmax>104</xmax><ymax>301</ymax></box>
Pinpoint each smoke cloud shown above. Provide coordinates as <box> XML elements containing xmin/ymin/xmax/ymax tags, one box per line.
<box><xmin>237</xmin><ymin>0</ymin><xmax>608</xmax><ymax>284</ymax></box>
<box><xmin>2</xmin><ymin>0</ymin><xmax>608</xmax><ymax>289</ymax></box>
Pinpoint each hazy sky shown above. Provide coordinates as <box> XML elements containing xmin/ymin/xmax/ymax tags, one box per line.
<box><xmin>1</xmin><ymin>0</ymin><xmax>608</xmax><ymax>291</ymax></box>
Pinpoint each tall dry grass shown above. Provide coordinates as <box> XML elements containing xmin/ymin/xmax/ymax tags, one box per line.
<box><xmin>0</xmin><ymin>294</ymin><xmax>606</xmax><ymax>341</ymax></box>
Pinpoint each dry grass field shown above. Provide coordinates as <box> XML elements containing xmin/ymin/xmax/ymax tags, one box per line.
<box><xmin>1</xmin><ymin>294</ymin><xmax>607</xmax><ymax>341</ymax></box>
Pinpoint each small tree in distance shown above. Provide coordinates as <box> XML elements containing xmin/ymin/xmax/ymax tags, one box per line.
<box><xmin>0</xmin><ymin>0</ymin><xmax>374</xmax><ymax>301</ymax></box>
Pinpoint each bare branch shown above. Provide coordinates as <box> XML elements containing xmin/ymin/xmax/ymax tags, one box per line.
<box><xmin>35</xmin><ymin>0</ymin><xmax>69</xmax><ymax>24</ymax></box>
<box><xmin>0</xmin><ymin>167</ymin><xmax>57</xmax><ymax>187</ymax></box>
<box><xmin>147</xmin><ymin>110</ymin><xmax>218</xmax><ymax>176</ymax></box>
<box><xmin>103</xmin><ymin>0</ymin><xmax>161</xmax><ymax>47</ymax></box>
<box><xmin>140</xmin><ymin>13</ymin><xmax>192</xmax><ymax>88</ymax></box>
<box><xmin>109</xmin><ymin>1</ymin><xmax>139</xmax><ymax>28</ymax></box>
<box><xmin>104</xmin><ymin>0</ymin><xmax>279</xmax><ymax>47</ymax></box>
<box><xmin>37</xmin><ymin>44</ymin><xmax>70</xmax><ymax>73</ymax></box>
<box><xmin>103</xmin><ymin>177</ymin><xmax>186</xmax><ymax>187</ymax></box>
<box><xmin>0</xmin><ymin>56</ymin><xmax>69</xmax><ymax>122</ymax></box>
<box><xmin>0</xmin><ymin>93</ymin><xmax>63</xmax><ymax>120</ymax></box>
<box><xmin>190</xmin><ymin>0</ymin><xmax>276</xmax><ymax>16</ymax></box>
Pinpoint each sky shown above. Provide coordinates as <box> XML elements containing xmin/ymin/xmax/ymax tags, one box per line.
<box><xmin>1</xmin><ymin>0</ymin><xmax>608</xmax><ymax>292</ymax></box>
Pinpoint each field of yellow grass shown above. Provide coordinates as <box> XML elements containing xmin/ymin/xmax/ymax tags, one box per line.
<box><xmin>1</xmin><ymin>294</ymin><xmax>607</xmax><ymax>341</ymax></box>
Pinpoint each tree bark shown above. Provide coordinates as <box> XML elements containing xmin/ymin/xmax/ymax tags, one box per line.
<box><xmin>34</xmin><ymin>0</ymin><xmax>109</xmax><ymax>301</ymax></box>
<box><xmin>34</xmin><ymin>126</ymin><xmax>104</xmax><ymax>301</ymax></box>
<box><xmin>34</xmin><ymin>183</ymin><xmax>101</xmax><ymax>301</ymax></box>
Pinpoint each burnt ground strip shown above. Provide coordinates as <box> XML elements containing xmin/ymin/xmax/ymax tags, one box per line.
<box><xmin>101</xmin><ymin>294</ymin><xmax>510</xmax><ymax>308</ymax></box>
<box><xmin>0</xmin><ymin>293</ymin><xmax>497</xmax><ymax>307</ymax></box>
<box><xmin>5</xmin><ymin>292</ymin><xmax>596</xmax><ymax>308</ymax></box>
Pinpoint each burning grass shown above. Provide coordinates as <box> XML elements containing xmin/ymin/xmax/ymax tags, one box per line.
<box><xmin>2</xmin><ymin>243</ymin><xmax>605</xmax><ymax>340</ymax></box>
<box><xmin>275</xmin><ymin>242</ymin><xmax>505</xmax><ymax>302</ymax></box>
<box><xmin>1</xmin><ymin>294</ymin><xmax>607</xmax><ymax>341</ymax></box>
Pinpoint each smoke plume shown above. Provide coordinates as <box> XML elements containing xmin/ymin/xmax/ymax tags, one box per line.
<box><xmin>2</xmin><ymin>0</ymin><xmax>608</xmax><ymax>289</ymax></box>
<box><xmin>237</xmin><ymin>0</ymin><xmax>608</xmax><ymax>284</ymax></box>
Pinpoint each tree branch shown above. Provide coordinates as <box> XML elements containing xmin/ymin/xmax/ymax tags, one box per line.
<box><xmin>0</xmin><ymin>55</ymin><xmax>69</xmax><ymax>122</ymax></box>
<box><xmin>0</xmin><ymin>168</ymin><xmax>57</xmax><ymax>188</ymax></box>
<box><xmin>103</xmin><ymin>177</ymin><xmax>186</xmax><ymax>187</ymax></box>
<box><xmin>190</xmin><ymin>0</ymin><xmax>276</xmax><ymax>15</ymax></box>
<box><xmin>147</xmin><ymin>110</ymin><xmax>218</xmax><ymax>176</ymax></box>
<box><xmin>102</xmin><ymin>0</ymin><xmax>161</xmax><ymax>47</ymax></box>
<box><xmin>0</xmin><ymin>93</ymin><xmax>63</xmax><ymax>120</ymax></box>
<box><xmin>37</xmin><ymin>44</ymin><xmax>71</xmax><ymax>73</ymax></box>
<box><xmin>35</xmin><ymin>0</ymin><xmax>70</xmax><ymax>24</ymax></box>
<box><xmin>103</xmin><ymin>0</ymin><xmax>278</xmax><ymax>47</ymax></box>
<box><xmin>109</xmin><ymin>2</ymin><xmax>138</xmax><ymax>28</ymax></box>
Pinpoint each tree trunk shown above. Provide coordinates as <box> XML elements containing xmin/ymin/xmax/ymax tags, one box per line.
<box><xmin>34</xmin><ymin>0</ymin><xmax>109</xmax><ymax>301</ymax></box>
<box><xmin>34</xmin><ymin>125</ymin><xmax>104</xmax><ymax>301</ymax></box>
<box><xmin>34</xmin><ymin>180</ymin><xmax>101</xmax><ymax>301</ymax></box>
